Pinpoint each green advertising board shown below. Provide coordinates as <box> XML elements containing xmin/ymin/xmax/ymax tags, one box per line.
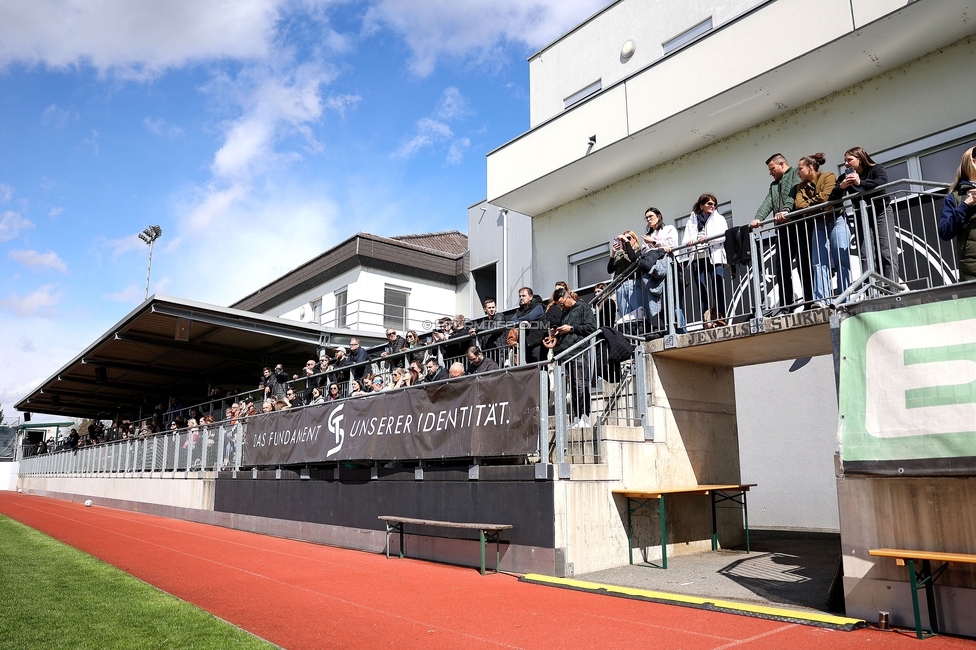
<box><xmin>839</xmin><ymin>296</ymin><xmax>976</xmax><ymax>473</ymax></box>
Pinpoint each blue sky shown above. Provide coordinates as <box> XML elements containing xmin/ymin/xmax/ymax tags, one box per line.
<box><xmin>0</xmin><ymin>0</ymin><xmax>606</xmax><ymax>420</ymax></box>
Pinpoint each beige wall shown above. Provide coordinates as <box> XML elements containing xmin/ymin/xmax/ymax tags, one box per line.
<box><xmin>557</xmin><ymin>350</ymin><xmax>744</xmax><ymax>575</ymax></box>
<box><xmin>529</xmin><ymin>35</ymin><xmax>976</xmax><ymax>289</ymax></box>
<box><xmin>18</xmin><ymin>474</ymin><xmax>215</xmax><ymax>510</ymax></box>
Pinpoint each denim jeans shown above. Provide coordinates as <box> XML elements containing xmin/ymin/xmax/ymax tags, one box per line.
<box><xmin>615</xmin><ymin>278</ymin><xmax>643</xmax><ymax>320</ymax></box>
<box><xmin>811</xmin><ymin>214</ymin><xmax>851</xmax><ymax>301</ymax></box>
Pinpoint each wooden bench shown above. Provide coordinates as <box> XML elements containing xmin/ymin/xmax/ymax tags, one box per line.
<box><xmin>378</xmin><ymin>516</ymin><xmax>513</xmax><ymax>575</ymax></box>
<box><xmin>868</xmin><ymin>548</ymin><xmax>976</xmax><ymax>639</ymax></box>
<box><xmin>614</xmin><ymin>484</ymin><xmax>756</xmax><ymax>569</ymax></box>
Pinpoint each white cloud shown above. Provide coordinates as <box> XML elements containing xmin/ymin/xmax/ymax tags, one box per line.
<box><xmin>446</xmin><ymin>137</ymin><xmax>470</xmax><ymax>164</ymax></box>
<box><xmin>392</xmin><ymin>117</ymin><xmax>453</xmax><ymax>159</ymax></box>
<box><xmin>9</xmin><ymin>249</ymin><xmax>68</xmax><ymax>273</ymax></box>
<box><xmin>48</xmin><ymin>206</ymin><xmax>65</xmax><ymax>218</ymax></box>
<box><xmin>0</xmin><ymin>0</ymin><xmax>286</xmax><ymax>79</ymax></box>
<box><xmin>0</xmin><ymin>184</ymin><xmax>12</xmax><ymax>202</ymax></box>
<box><xmin>0</xmin><ymin>284</ymin><xmax>63</xmax><ymax>317</ymax></box>
<box><xmin>82</xmin><ymin>129</ymin><xmax>99</xmax><ymax>155</ymax></box>
<box><xmin>102</xmin><ymin>285</ymin><xmax>144</xmax><ymax>303</ymax></box>
<box><xmin>434</xmin><ymin>87</ymin><xmax>469</xmax><ymax>120</ymax></box>
<box><xmin>363</xmin><ymin>0</ymin><xmax>606</xmax><ymax>77</ymax></box>
<box><xmin>101</xmin><ymin>234</ymin><xmax>144</xmax><ymax>259</ymax></box>
<box><xmin>0</xmin><ymin>211</ymin><xmax>34</xmax><ymax>242</ymax></box>
<box><xmin>324</xmin><ymin>93</ymin><xmax>362</xmax><ymax>118</ymax></box>
<box><xmin>144</xmin><ymin>116</ymin><xmax>184</xmax><ymax>138</ymax></box>
<box><xmin>41</xmin><ymin>103</ymin><xmax>77</xmax><ymax>128</ymax></box>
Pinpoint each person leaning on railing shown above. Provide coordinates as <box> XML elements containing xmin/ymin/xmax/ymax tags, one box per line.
<box><xmin>750</xmin><ymin>153</ymin><xmax>803</xmax><ymax>312</ymax></box>
<box><xmin>794</xmin><ymin>153</ymin><xmax>849</xmax><ymax>304</ymax></box>
<box><xmin>939</xmin><ymin>146</ymin><xmax>976</xmax><ymax>282</ymax></box>
<box><xmin>641</xmin><ymin>207</ymin><xmax>679</xmax><ymax>332</ymax></box>
<box><xmin>679</xmin><ymin>193</ymin><xmax>729</xmax><ymax>325</ymax></box>
<box><xmin>550</xmin><ymin>287</ymin><xmax>598</xmax><ymax>428</ymax></box>
<box><xmin>607</xmin><ymin>231</ymin><xmax>645</xmax><ymax>324</ymax></box>
<box><xmin>513</xmin><ymin>286</ymin><xmax>546</xmax><ymax>363</ymax></box>
<box><xmin>829</xmin><ymin>146</ymin><xmax>899</xmax><ymax>282</ymax></box>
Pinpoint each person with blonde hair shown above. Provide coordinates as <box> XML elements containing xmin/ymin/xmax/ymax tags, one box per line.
<box><xmin>939</xmin><ymin>146</ymin><xmax>976</xmax><ymax>282</ymax></box>
<box><xmin>607</xmin><ymin>230</ymin><xmax>646</xmax><ymax>323</ymax></box>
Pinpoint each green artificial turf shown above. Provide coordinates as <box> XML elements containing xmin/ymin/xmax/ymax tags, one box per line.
<box><xmin>0</xmin><ymin>514</ymin><xmax>274</xmax><ymax>649</ymax></box>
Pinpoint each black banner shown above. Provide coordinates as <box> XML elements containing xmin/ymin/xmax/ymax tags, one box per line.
<box><xmin>242</xmin><ymin>366</ymin><xmax>540</xmax><ymax>465</ymax></box>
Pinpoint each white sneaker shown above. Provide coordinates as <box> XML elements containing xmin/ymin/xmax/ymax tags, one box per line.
<box><xmin>579</xmin><ymin>415</ymin><xmax>591</xmax><ymax>428</ymax></box>
<box><xmin>568</xmin><ymin>418</ymin><xmax>581</xmax><ymax>429</ymax></box>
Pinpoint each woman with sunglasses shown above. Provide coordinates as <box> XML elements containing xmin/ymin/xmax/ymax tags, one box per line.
<box><xmin>326</xmin><ymin>383</ymin><xmax>342</xmax><ymax>401</ymax></box>
<box><xmin>308</xmin><ymin>386</ymin><xmax>326</xmax><ymax>405</ymax></box>
<box><xmin>679</xmin><ymin>193</ymin><xmax>728</xmax><ymax>325</ymax></box>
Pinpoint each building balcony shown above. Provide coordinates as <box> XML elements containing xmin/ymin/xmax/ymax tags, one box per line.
<box><xmin>486</xmin><ymin>0</ymin><xmax>974</xmax><ymax>217</ymax></box>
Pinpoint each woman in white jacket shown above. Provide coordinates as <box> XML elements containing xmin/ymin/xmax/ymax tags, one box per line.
<box><xmin>680</xmin><ymin>193</ymin><xmax>728</xmax><ymax>324</ymax></box>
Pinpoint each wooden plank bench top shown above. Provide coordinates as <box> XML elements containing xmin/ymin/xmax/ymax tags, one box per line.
<box><xmin>614</xmin><ymin>484</ymin><xmax>756</xmax><ymax>499</ymax></box>
<box><xmin>869</xmin><ymin>547</ymin><xmax>976</xmax><ymax>638</ymax></box>
<box><xmin>869</xmin><ymin>548</ymin><xmax>976</xmax><ymax>565</ymax></box>
<box><xmin>378</xmin><ymin>515</ymin><xmax>512</xmax><ymax>532</ymax></box>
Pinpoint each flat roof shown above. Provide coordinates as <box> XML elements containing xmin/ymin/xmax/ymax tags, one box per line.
<box><xmin>16</xmin><ymin>295</ymin><xmax>337</xmax><ymax>419</ymax></box>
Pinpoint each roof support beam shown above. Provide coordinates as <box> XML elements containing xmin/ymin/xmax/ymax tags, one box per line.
<box><xmin>150</xmin><ymin>303</ymin><xmax>329</xmax><ymax>346</ymax></box>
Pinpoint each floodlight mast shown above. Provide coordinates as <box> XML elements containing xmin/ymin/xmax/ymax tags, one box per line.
<box><xmin>138</xmin><ymin>225</ymin><xmax>162</xmax><ymax>300</ymax></box>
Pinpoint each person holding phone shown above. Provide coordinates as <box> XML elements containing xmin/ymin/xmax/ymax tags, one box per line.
<box><xmin>606</xmin><ymin>230</ymin><xmax>645</xmax><ymax>323</ymax></box>
<box><xmin>938</xmin><ymin>146</ymin><xmax>976</xmax><ymax>282</ymax></box>
<box><xmin>829</xmin><ymin>146</ymin><xmax>899</xmax><ymax>282</ymax></box>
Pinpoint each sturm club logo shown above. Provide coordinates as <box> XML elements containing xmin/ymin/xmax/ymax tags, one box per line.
<box><xmin>327</xmin><ymin>404</ymin><xmax>345</xmax><ymax>457</ymax></box>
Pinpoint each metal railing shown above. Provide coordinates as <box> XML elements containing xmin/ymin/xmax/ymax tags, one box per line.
<box><xmin>318</xmin><ymin>299</ymin><xmax>453</xmax><ymax>334</ymax></box>
<box><xmin>545</xmin><ymin>329</ymin><xmax>648</xmax><ymax>466</ymax></box>
<box><xmin>589</xmin><ymin>179</ymin><xmax>959</xmax><ymax>339</ymax></box>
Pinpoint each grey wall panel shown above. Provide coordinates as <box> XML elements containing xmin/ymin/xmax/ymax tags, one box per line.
<box><xmin>215</xmin><ymin>477</ymin><xmax>556</xmax><ymax>548</ymax></box>
<box><xmin>734</xmin><ymin>355</ymin><xmax>840</xmax><ymax>530</ymax></box>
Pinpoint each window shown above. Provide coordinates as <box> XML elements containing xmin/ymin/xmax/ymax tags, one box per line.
<box><xmin>564</xmin><ymin>80</ymin><xmax>602</xmax><ymax>110</ymax></box>
<box><xmin>663</xmin><ymin>17</ymin><xmax>713</xmax><ymax>55</ymax></box>
<box><xmin>310</xmin><ymin>299</ymin><xmax>322</xmax><ymax>324</ymax></box>
<box><xmin>383</xmin><ymin>285</ymin><xmax>409</xmax><ymax>330</ymax></box>
<box><xmin>334</xmin><ymin>289</ymin><xmax>347</xmax><ymax>328</ymax></box>
<box><xmin>873</xmin><ymin>120</ymin><xmax>976</xmax><ymax>187</ymax></box>
<box><xmin>570</xmin><ymin>243</ymin><xmax>611</xmax><ymax>290</ymax></box>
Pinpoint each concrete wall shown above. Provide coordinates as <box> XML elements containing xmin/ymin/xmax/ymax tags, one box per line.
<box><xmin>735</xmin><ymin>355</ymin><xmax>841</xmax><ymax>530</ymax></box>
<box><xmin>839</xmin><ymin>476</ymin><xmax>976</xmax><ymax>636</ymax></box>
<box><xmin>0</xmin><ymin>461</ymin><xmax>16</xmax><ymax>491</ymax></box>
<box><xmin>557</xmin><ymin>350</ymin><xmax>745</xmax><ymax>575</ymax></box>
<box><xmin>467</xmin><ymin>201</ymin><xmax>533</xmax><ymax>312</ymax></box>
<box><xmin>528</xmin><ymin>35</ymin><xmax>976</xmax><ymax>291</ymax></box>
<box><xmin>18</xmin><ymin>474</ymin><xmax>216</xmax><ymax>510</ymax></box>
<box><xmin>528</xmin><ymin>0</ymin><xmax>763</xmax><ymax>126</ymax></box>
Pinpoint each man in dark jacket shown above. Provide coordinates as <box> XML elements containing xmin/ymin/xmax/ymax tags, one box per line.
<box><xmin>466</xmin><ymin>346</ymin><xmax>499</xmax><ymax>374</ymax></box>
<box><xmin>750</xmin><ymin>153</ymin><xmax>809</xmax><ymax>311</ymax></box>
<box><xmin>424</xmin><ymin>359</ymin><xmax>447</xmax><ymax>383</ymax></box>
<box><xmin>259</xmin><ymin>364</ymin><xmax>289</xmax><ymax>400</ymax></box>
<box><xmin>347</xmin><ymin>338</ymin><xmax>369</xmax><ymax>380</ymax></box>
<box><xmin>514</xmin><ymin>287</ymin><xmax>546</xmax><ymax>363</ymax></box>
<box><xmin>552</xmin><ymin>288</ymin><xmax>598</xmax><ymax>427</ymax></box>
<box><xmin>471</xmin><ymin>298</ymin><xmax>506</xmax><ymax>355</ymax></box>
<box><xmin>380</xmin><ymin>329</ymin><xmax>406</xmax><ymax>369</ymax></box>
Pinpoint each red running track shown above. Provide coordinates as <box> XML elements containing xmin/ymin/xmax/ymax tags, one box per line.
<box><xmin>2</xmin><ymin>492</ymin><xmax>973</xmax><ymax>650</ymax></box>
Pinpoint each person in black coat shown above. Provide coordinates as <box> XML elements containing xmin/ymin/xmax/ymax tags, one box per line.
<box><xmin>830</xmin><ymin>146</ymin><xmax>899</xmax><ymax>282</ymax></box>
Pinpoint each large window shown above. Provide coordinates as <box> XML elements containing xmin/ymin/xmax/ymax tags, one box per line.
<box><xmin>570</xmin><ymin>243</ymin><xmax>611</xmax><ymax>291</ymax></box>
<box><xmin>384</xmin><ymin>285</ymin><xmax>409</xmax><ymax>330</ymax></box>
<box><xmin>334</xmin><ymin>289</ymin><xmax>347</xmax><ymax>328</ymax></box>
<box><xmin>874</xmin><ymin>120</ymin><xmax>976</xmax><ymax>187</ymax></box>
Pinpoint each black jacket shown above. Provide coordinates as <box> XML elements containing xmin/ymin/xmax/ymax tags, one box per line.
<box><xmin>515</xmin><ymin>296</ymin><xmax>547</xmax><ymax>347</ymax></box>
<box><xmin>554</xmin><ymin>301</ymin><xmax>598</xmax><ymax>355</ymax></box>
<box><xmin>829</xmin><ymin>162</ymin><xmax>889</xmax><ymax>213</ymax></box>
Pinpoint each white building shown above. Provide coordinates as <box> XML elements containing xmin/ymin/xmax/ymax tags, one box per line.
<box><xmin>482</xmin><ymin>0</ymin><xmax>976</xmax><ymax>632</ymax></box>
<box><xmin>232</xmin><ymin>231</ymin><xmax>471</xmax><ymax>345</ymax></box>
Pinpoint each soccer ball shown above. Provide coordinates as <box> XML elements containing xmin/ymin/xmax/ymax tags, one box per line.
<box><xmin>84</xmin><ymin>499</ymin><xmax>93</xmax><ymax>507</ymax></box>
